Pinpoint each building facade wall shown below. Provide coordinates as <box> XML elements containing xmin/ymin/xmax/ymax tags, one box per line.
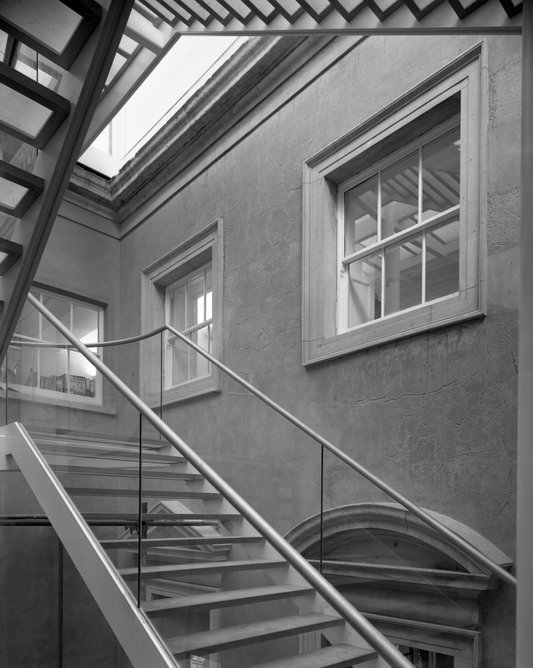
<box><xmin>115</xmin><ymin>34</ymin><xmax>520</xmax><ymax>667</ymax></box>
<box><xmin>0</xmin><ymin>33</ymin><xmax>520</xmax><ymax>667</ymax></box>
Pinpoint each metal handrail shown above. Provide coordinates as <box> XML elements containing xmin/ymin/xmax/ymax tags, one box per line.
<box><xmin>18</xmin><ymin>299</ymin><xmax>516</xmax><ymax>587</ymax></box>
<box><xmin>26</xmin><ymin>293</ymin><xmax>414</xmax><ymax>668</ymax></box>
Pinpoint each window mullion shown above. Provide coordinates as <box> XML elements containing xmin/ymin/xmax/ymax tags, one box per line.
<box><xmin>174</xmin><ymin>318</ymin><xmax>214</xmax><ymax>338</ymax></box>
<box><xmin>202</xmin><ymin>269</ymin><xmax>207</xmax><ymax>323</ymax></box>
<box><xmin>342</xmin><ymin>205</ymin><xmax>460</xmax><ymax>266</ymax></box>
<box><xmin>67</xmin><ymin>302</ymin><xmax>73</xmax><ymax>396</ymax></box>
<box><xmin>377</xmin><ymin>170</ymin><xmax>382</xmax><ymax>242</ymax></box>
<box><xmin>37</xmin><ymin>292</ymin><xmax>43</xmax><ymax>390</ymax></box>
<box><xmin>338</xmin><ymin>186</ymin><xmax>347</xmax><ymax>332</ymax></box>
<box><xmin>419</xmin><ymin>147</ymin><xmax>426</xmax><ymax>303</ymax></box>
<box><xmin>379</xmin><ymin>173</ymin><xmax>385</xmax><ymax>317</ymax></box>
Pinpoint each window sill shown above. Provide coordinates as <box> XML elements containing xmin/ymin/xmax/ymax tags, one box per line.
<box><xmin>1</xmin><ymin>386</ymin><xmax>116</xmax><ymax>415</ymax></box>
<box><xmin>146</xmin><ymin>372</ymin><xmax>220</xmax><ymax>408</ymax></box>
<box><xmin>303</xmin><ymin>297</ymin><xmax>484</xmax><ymax>366</ymax></box>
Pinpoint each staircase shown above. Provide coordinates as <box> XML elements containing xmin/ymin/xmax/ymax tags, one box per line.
<box><xmin>0</xmin><ymin>422</ymin><xmax>412</xmax><ymax>667</ymax></box>
<box><xmin>0</xmin><ymin>0</ymin><xmax>184</xmax><ymax>365</ymax></box>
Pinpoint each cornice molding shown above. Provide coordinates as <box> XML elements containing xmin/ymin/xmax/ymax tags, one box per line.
<box><xmin>67</xmin><ymin>35</ymin><xmax>328</xmax><ymax>225</ymax></box>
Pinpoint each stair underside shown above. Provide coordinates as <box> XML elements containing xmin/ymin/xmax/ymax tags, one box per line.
<box><xmin>252</xmin><ymin>644</ymin><xmax>378</xmax><ymax>668</ymax></box>
<box><xmin>83</xmin><ymin>512</ymin><xmax>241</xmax><ymax>523</ymax></box>
<box><xmin>142</xmin><ymin>584</ymin><xmax>315</xmax><ymax>615</ymax></box>
<box><xmin>39</xmin><ymin>443</ymin><xmax>183</xmax><ymax>463</ymax></box>
<box><xmin>101</xmin><ymin>535</ymin><xmax>261</xmax><ymax>549</ymax></box>
<box><xmin>65</xmin><ymin>486</ymin><xmax>220</xmax><ymax>499</ymax></box>
<box><xmin>52</xmin><ymin>464</ymin><xmax>202</xmax><ymax>480</ymax></box>
<box><xmin>166</xmin><ymin>613</ymin><xmax>343</xmax><ymax>659</ymax></box>
<box><xmin>120</xmin><ymin>558</ymin><xmax>287</xmax><ymax>580</ymax></box>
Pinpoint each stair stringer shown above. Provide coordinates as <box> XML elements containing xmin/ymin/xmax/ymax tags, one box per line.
<box><xmin>0</xmin><ymin>421</ymin><xmax>180</xmax><ymax>668</ymax></box>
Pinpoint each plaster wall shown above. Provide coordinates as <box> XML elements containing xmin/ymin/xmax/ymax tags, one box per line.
<box><xmin>116</xmin><ymin>34</ymin><xmax>520</xmax><ymax>667</ymax></box>
<box><xmin>0</xmin><ymin>206</ymin><xmax>124</xmax><ymax>666</ymax></box>
<box><xmin>0</xmin><ymin>33</ymin><xmax>519</xmax><ymax>668</ymax></box>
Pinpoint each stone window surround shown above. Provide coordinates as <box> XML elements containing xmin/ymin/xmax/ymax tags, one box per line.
<box><xmin>302</xmin><ymin>46</ymin><xmax>485</xmax><ymax>366</ymax></box>
<box><xmin>140</xmin><ymin>219</ymin><xmax>223</xmax><ymax>405</ymax></box>
<box><xmin>287</xmin><ymin>501</ymin><xmax>511</xmax><ymax>668</ymax></box>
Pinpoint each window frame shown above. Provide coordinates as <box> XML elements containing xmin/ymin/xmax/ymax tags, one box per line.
<box><xmin>141</xmin><ymin>219</ymin><xmax>223</xmax><ymax>406</ymax></box>
<box><xmin>164</xmin><ymin>261</ymin><xmax>214</xmax><ymax>389</ymax></box>
<box><xmin>302</xmin><ymin>47</ymin><xmax>485</xmax><ymax>366</ymax></box>
<box><xmin>10</xmin><ymin>287</ymin><xmax>104</xmax><ymax>406</ymax></box>
<box><xmin>337</xmin><ymin>117</ymin><xmax>462</xmax><ymax>334</ymax></box>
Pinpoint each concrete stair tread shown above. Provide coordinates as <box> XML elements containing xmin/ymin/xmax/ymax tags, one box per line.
<box><xmin>52</xmin><ymin>464</ymin><xmax>202</xmax><ymax>480</ymax></box>
<box><xmin>119</xmin><ymin>558</ymin><xmax>287</xmax><ymax>580</ymax></box>
<box><xmin>40</xmin><ymin>443</ymin><xmax>184</xmax><ymax>463</ymax></box>
<box><xmin>82</xmin><ymin>511</ymin><xmax>241</xmax><ymax>523</ymax></box>
<box><xmin>166</xmin><ymin>613</ymin><xmax>343</xmax><ymax>658</ymax></box>
<box><xmin>31</xmin><ymin>431</ymin><xmax>165</xmax><ymax>449</ymax></box>
<box><xmin>142</xmin><ymin>584</ymin><xmax>315</xmax><ymax>615</ymax></box>
<box><xmin>251</xmin><ymin>644</ymin><xmax>378</xmax><ymax>667</ymax></box>
<box><xmin>65</xmin><ymin>486</ymin><xmax>220</xmax><ymax>499</ymax></box>
<box><xmin>101</xmin><ymin>535</ymin><xmax>261</xmax><ymax>549</ymax></box>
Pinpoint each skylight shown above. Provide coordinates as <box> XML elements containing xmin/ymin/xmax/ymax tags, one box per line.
<box><xmin>78</xmin><ymin>36</ymin><xmax>247</xmax><ymax>178</ymax></box>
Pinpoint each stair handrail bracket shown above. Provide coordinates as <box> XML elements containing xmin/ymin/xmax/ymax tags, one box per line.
<box><xmin>25</xmin><ymin>297</ymin><xmax>414</xmax><ymax>667</ymax></box>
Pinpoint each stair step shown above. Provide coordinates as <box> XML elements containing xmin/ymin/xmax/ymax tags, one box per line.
<box><xmin>119</xmin><ymin>558</ymin><xmax>287</xmax><ymax>580</ymax></box>
<box><xmin>40</xmin><ymin>443</ymin><xmax>184</xmax><ymax>464</ymax></box>
<box><xmin>83</xmin><ymin>512</ymin><xmax>241</xmax><ymax>524</ymax></box>
<box><xmin>52</xmin><ymin>464</ymin><xmax>203</xmax><ymax>480</ymax></box>
<box><xmin>166</xmin><ymin>613</ymin><xmax>343</xmax><ymax>659</ymax></box>
<box><xmin>32</xmin><ymin>432</ymin><xmax>164</xmax><ymax>450</ymax></box>
<box><xmin>0</xmin><ymin>0</ymin><xmax>101</xmax><ymax>69</ymax></box>
<box><xmin>65</xmin><ymin>486</ymin><xmax>220</xmax><ymax>500</ymax></box>
<box><xmin>0</xmin><ymin>61</ymin><xmax>70</xmax><ymax>148</ymax></box>
<box><xmin>101</xmin><ymin>535</ymin><xmax>262</xmax><ymax>549</ymax></box>
<box><xmin>142</xmin><ymin>584</ymin><xmax>314</xmax><ymax>615</ymax></box>
<box><xmin>0</xmin><ymin>237</ymin><xmax>23</xmax><ymax>275</ymax></box>
<box><xmin>252</xmin><ymin>644</ymin><xmax>378</xmax><ymax>668</ymax></box>
<box><xmin>0</xmin><ymin>160</ymin><xmax>45</xmax><ymax>218</ymax></box>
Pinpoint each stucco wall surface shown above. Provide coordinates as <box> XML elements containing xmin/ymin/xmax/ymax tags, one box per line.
<box><xmin>117</xmin><ymin>34</ymin><xmax>520</xmax><ymax>666</ymax></box>
<box><xmin>1</xmin><ymin>33</ymin><xmax>518</xmax><ymax>668</ymax></box>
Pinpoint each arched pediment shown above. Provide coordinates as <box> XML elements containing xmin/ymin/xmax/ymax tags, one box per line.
<box><xmin>286</xmin><ymin>502</ymin><xmax>512</xmax><ymax>578</ymax></box>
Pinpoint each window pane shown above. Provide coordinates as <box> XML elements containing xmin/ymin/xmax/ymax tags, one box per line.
<box><xmin>72</xmin><ymin>303</ymin><xmax>99</xmax><ymax>343</ymax></box>
<box><xmin>384</xmin><ymin>234</ymin><xmax>423</xmax><ymax>315</ymax></box>
<box><xmin>189</xmin><ymin>326</ymin><xmax>210</xmax><ymax>379</ymax></box>
<box><xmin>6</xmin><ymin>344</ymin><xmax>38</xmax><ymax>388</ymax></box>
<box><xmin>344</xmin><ymin>175</ymin><xmax>378</xmax><ymax>254</ymax></box>
<box><xmin>381</xmin><ymin>151</ymin><xmax>419</xmax><ymax>238</ymax></box>
<box><xmin>39</xmin><ymin>348</ymin><xmax>68</xmax><ymax>391</ymax></box>
<box><xmin>397</xmin><ymin>645</ymin><xmax>454</xmax><ymax>667</ymax></box>
<box><xmin>168</xmin><ymin>337</ymin><xmax>189</xmax><ymax>387</ymax></box>
<box><xmin>41</xmin><ymin>295</ymin><xmax>70</xmax><ymax>343</ymax></box>
<box><xmin>165</xmin><ymin>262</ymin><xmax>213</xmax><ymax>389</ymax></box>
<box><xmin>421</xmin><ymin>127</ymin><xmax>460</xmax><ymax>221</ymax></box>
<box><xmin>69</xmin><ymin>351</ymin><xmax>97</xmax><ymax>397</ymax></box>
<box><xmin>15</xmin><ymin>300</ymin><xmax>40</xmax><ymax>341</ymax></box>
<box><xmin>347</xmin><ymin>253</ymin><xmax>382</xmax><ymax>328</ymax></box>
<box><xmin>205</xmin><ymin>267</ymin><xmax>213</xmax><ymax>320</ymax></box>
<box><xmin>187</xmin><ymin>272</ymin><xmax>206</xmax><ymax>326</ymax></box>
<box><xmin>426</xmin><ymin>218</ymin><xmax>460</xmax><ymax>302</ymax></box>
<box><xmin>169</xmin><ymin>284</ymin><xmax>186</xmax><ymax>331</ymax></box>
